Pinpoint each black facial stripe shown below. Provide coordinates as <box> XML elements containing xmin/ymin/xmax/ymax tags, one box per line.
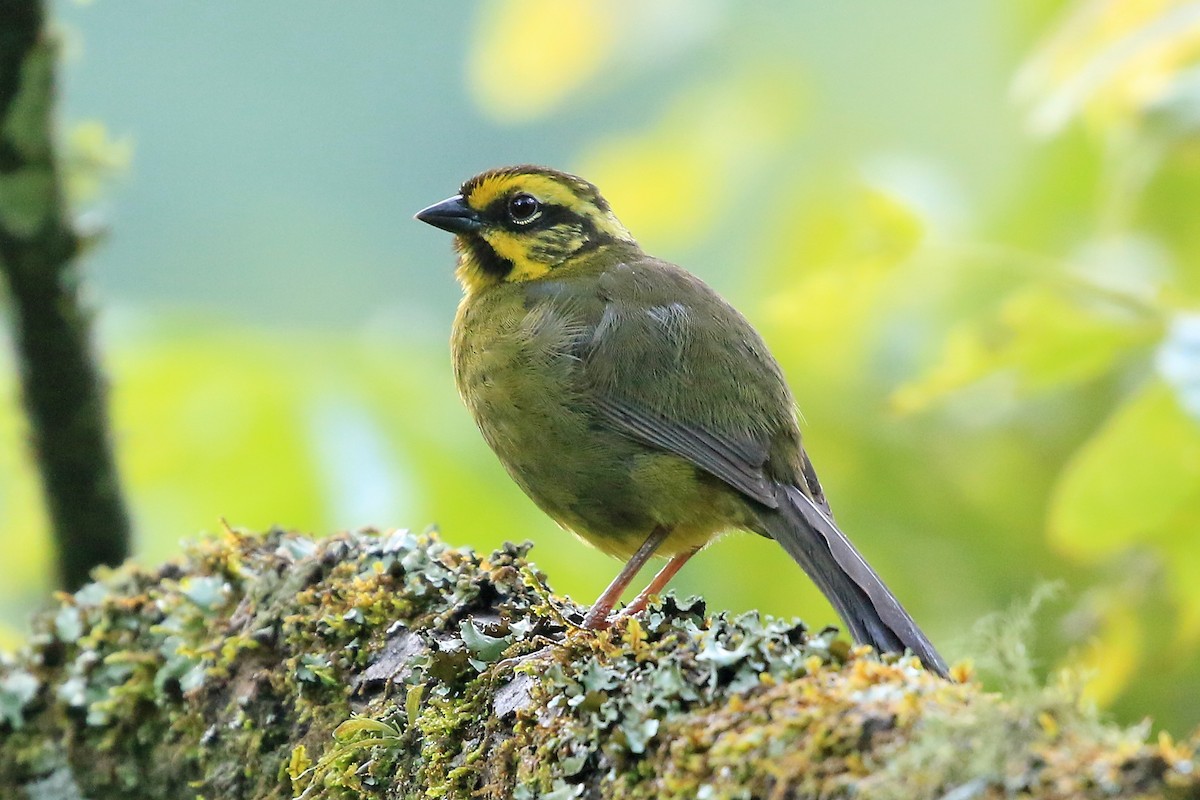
<box><xmin>463</xmin><ymin>236</ymin><xmax>514</xmax><ymax>278</ymax></box>
<box><xmin>573</xmin><ymin>214</ymin><xmax>615</xmax><ymax>253</ymax></box>
<box><xmin>481</xmin><ymin>196</ymin><xmax>515</xmax><ymax>223</ymax></box>
<box><xmin>479</xmin><ymin>198</ymin><xmax>579</xmax><ymax>232</ymax></box>
<box><xmin>517</xmin><ymin>203</ymin><xmax>573</xmax><ymax>231</ymax></box>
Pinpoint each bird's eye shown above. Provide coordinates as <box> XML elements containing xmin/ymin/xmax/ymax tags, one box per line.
<box><xmin>507</xmin><ymin>193</ymin><xmax>541</xmax><ymax>225</ymax></box>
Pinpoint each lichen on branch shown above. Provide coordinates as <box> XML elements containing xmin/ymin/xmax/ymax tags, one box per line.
<box><xmin>0</xmin><ymin>528</ymin><xmax>1196</xmax><ymax>799</ymax></box>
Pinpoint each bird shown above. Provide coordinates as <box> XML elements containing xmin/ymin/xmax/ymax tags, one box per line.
<box><xmin>415</xmin><ymin>164</ymin><xmax>948</xmax><ymax>677</ymax></box>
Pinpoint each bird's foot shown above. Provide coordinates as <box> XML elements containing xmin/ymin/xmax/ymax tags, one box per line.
<box><xmin>579</xmin><ymin>603</ymin><xmax>651</xmax><ymax>632</ymax></box>
<box><xmin>580</xmin><ymin>603</ymin><xmax>616</xmax><ymax>630</ymax></box>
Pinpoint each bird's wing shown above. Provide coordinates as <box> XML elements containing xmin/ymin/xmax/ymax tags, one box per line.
<box><xmin>563</xmin><ymin>256</ymin><xmax>809</xmax><ymax>510</ymax></box>
<box><xmin>589</xmin><ymin>394</ymin><xmax>779</xmax><ymax>507</ymax></box>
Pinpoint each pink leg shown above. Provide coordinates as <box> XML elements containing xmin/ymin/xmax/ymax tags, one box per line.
<box><xmin>581</xmin><ymin>526</ymin><xmax>671</xmax><ymax>630</ymax></box>
<box><xmin>616</xmin><ymin>546</ymin><xmax>700</xmax><ymax>621</ymax></box>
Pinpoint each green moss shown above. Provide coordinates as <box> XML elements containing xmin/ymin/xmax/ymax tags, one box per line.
<box><xmin>0</xmin><ymin>37</ymin><xmax>58</xmax><ymax>238</ymax></box>
<box><xmin>0</xmin><ymin>528</ymin><xmax>1197</xmax><ymax>799</ymax></box>
<box><xmin>3</xmin><ymin>38</ymin><xmax>54</xmax><ymax>162</ymax></box>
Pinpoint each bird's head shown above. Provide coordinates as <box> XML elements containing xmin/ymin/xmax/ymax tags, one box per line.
<box><xmin>415</xmin><ymin>165</ymin><xmax>636</xmax><ymax>293</ymax></box>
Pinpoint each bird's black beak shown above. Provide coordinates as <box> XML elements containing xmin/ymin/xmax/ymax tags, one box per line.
<box><xmin>414</xmin><ymin>194</ymin><xmax>483</xmax><ymax>235</ymax></box>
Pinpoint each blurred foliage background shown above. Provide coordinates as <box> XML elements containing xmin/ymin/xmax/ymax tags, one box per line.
<box><xmin>2</xmin><ymin>0</ymin><xmax>1200</xmax><ymax>732</ymax></box>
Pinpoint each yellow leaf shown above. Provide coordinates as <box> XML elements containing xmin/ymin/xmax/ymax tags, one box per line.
<box><xmin>468</xmin><ymin>0</ymin><xmax>616</xmax><ymax>121</ymax></box>
<box><xmin>286</xmin><ymin>744</ymin><xmax>311</xmax><ymax>782</ymax></box>
<box><xmin>765</xmin><ymin>264</ymin><xmax>890</xmax><ymax>383</ymax></box>
<box><xmin>578</xmin><ymin>70</ymin><xmax>806</xmax><ymax>249</ymax></box>
<box><xmin>1074</xmin><ymin>603</ymin><xmax>1143</xmax><ymax>707</ymax></box>
<box><xmin>581</xmin><ymin>138</ymin><xmax>710</xmax><ymax>248</ymax></box>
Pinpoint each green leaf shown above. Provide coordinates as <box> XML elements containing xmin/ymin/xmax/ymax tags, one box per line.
<box><xmin>1049</xmin><ymin>380</ymin><xmax>1200</xmax><ymax>560</ymax></box>
<box><xmin>893</xmin><ymin>286</ymin><xmax>1157</xmax><ymax>413</ymax></box>
<box><xmin>333</xmin><ymin>716</ymin><xmax>401</xmax><ymax>742</ymax></box>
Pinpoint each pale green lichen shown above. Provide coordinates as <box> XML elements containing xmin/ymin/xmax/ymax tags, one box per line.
<box><xmin>0</xmin><ymin>528</ymin><xmax>1196</xmax><ymax>799</ymax></box>
<box><xmin>0</xmin><ymin>666</ymin><xmax>40</xmax><ymax>728</ymax></box>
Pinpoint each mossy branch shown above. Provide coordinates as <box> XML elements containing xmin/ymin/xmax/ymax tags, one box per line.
<box><xmin>0</xmin><ymin>0</ymin><xmax>132</xmax><ymax>590</ymax></box>
<box><xmin>0</xmin><ymin>528</ymin><xmax>1196</xmax><ymax>799</ymax></box>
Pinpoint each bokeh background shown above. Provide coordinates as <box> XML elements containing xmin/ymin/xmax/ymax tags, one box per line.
<box><xmin>2</xmin><ymin>0</ymin><xmax>1199</xmax><ymax>733</ymax></box>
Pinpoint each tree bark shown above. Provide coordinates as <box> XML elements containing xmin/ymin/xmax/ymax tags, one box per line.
<box><xmin>0</xmin><ymin>0</ymin><xmax>132</xmax><ymax>590</ymax></box>
<box><xmin>0</xmin><ymin>528</ymin><xmax>1195</xmax><ymax>799</ymax></box>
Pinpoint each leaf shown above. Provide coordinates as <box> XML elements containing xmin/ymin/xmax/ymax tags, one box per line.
<box><xmin>892</xmin><ymin>285</ymin><xmax>1156</xmax><ymax>414</ymax></box>
<box><xmin>1159</xmin><ymin>496</ymin><xmax>1200</xmax><ymax>646</ymax></box>
<box><xmin>333</xmin><ymin>716</ymin><xmax>401</xmax><ymax>742</ymax></box>
<box><xmin>405</xmin><ymin>683</ymin><xmax>425</xmax><ymax>730</ymax></box>
<box><xmin>1048</xmin><ymin>379</ymin><xmax>1200</xmax><ymax>560</ymax></box>
<box><xmin>1014</xmin><ymin>0</ymin><xmax>1200</xmax><ymax>137</ymax></box>
<box><xmin>1074</xmin><ymin>603</ymin><xmax>1143</xmax><ymax>707</ymax></box>
<box><xmin>286</xmin><ymin>744</ymin><xmax>311</xmax><ymax>782</ymax></box>
<box><xmin>578</xmin><ymin>70</ymin><xmax>806</xmax><ymax>249</ymax></box>
<box><xmin>760</xmin><ymin>180</ymin><xmax>927</xmax><ymax>395</ymax></box>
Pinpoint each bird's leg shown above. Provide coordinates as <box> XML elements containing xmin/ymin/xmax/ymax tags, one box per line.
<box><xmin>581</xmin><ymin>525</ymin><xmax>671</xmax><ymax>630</ymax></box>
<box><xmin>615</xmin><ymin>546</ymin><xmax>700</xmax><ymax>621</ymax></box>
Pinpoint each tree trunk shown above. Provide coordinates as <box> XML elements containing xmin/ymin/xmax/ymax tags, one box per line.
<box><xmin>0</xmin><ymin>0</ymin><xmax>132</xmax><ymax>591</ymax></box>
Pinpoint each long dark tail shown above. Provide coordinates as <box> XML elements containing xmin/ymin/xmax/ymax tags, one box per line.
<box><xmin>758</xmin><ymin>484</ymin><xmax>948</xmax><ymax>678</ymax></box>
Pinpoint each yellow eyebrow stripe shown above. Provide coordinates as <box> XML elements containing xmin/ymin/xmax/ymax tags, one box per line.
<box><xmin>466</xmin><ymin>173</ymin><xmax>586</xmax><ymax>211</ymax></box>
